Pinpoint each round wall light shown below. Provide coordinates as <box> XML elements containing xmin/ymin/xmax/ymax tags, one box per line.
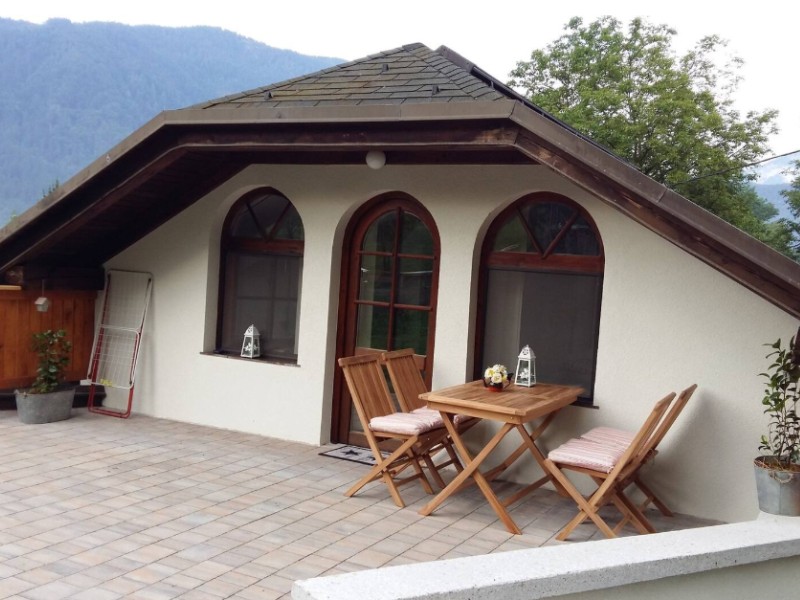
<box><xmin>365</xmin><ymin>150</ymin><xmax>386</xmax><ymax>170</ymax></box>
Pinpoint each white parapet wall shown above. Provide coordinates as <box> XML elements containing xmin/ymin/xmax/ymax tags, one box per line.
<box><xmin>292</xmin><ymin>514</ymin><xmax>800</xmax><ymax>600</ymax></box>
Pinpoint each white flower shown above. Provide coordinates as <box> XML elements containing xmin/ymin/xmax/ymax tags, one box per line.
<box><xmin>485</xmin><ymin>364</ymin><xmax>508</xmax><ymax>383</ymax></box>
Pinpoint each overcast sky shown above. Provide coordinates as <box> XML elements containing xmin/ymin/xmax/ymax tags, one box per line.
<box><xmin>3</xmin><ymin>1</ymin><xmax>798</xmax><ymax>177</ymax></box>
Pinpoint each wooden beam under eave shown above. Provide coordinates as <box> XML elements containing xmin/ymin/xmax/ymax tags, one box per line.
<box><xmin>513</xmin><ymin>130</ymin><xmax>800</xmax><ymax>319</ymax></box>
<box><xmin>172</xmin><ymin>119</ymin><xmax>521</xmax><ymax>150</ymax></box>
<box><xmin>9</xmin><ymin>265</ymin><xmax>105</xmax><ymax>291</ymax></box>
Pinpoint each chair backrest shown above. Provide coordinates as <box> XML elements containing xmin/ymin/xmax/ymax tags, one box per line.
<box><xmin>613</xmin><ymin>393</ymin><xmax>674</xmax><ymax>484</ymax></box>
<box><xmin>338</xmin><ymin>354</ymin><xmax>396</xmax><ymax>427</ymax></box>
<box><xmin>631</xmin><ymin>384</ymin><xmax>697</xmax><ymax>467</ymax></box>
<box><xmin>381</xmin><ymin>348</ymin><xmax>428</xmax><ymax>412</ymax></box>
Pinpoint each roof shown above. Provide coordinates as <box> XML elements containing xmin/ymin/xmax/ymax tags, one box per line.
<box><xmin>1</xmin><ymin>43</ymin><xmax>798</xmax><ymax>316</ymax></box>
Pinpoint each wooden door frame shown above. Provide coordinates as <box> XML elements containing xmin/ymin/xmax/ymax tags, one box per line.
<box><xmin>331</xmin><ymin>192</ymin><xmax>440</xmax><ymax>443</ymax></box>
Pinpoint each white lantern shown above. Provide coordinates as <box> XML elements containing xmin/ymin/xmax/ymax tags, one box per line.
<box><xmin>514</xmin><ymin>345</ymin><xmax>536</xmax><ymax>387</ymax></box>
<box><xmin>241</xmin><ymin>325</ymin><xmax>261</xmax><ymax>358</ymax></box>
<box><xmin>34</xmin><ymin>296</ymin><xmax>50</xmax><ymax>312</ymax></box>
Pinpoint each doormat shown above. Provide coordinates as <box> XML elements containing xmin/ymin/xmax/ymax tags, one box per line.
<box><xmin>319</xmin><ymin>445</ymin><xmax>386</xmax><ymax>466</ymax></box>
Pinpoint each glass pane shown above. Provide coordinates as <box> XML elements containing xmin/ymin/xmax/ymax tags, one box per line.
<box><xmin>392</xmin><ymin>309</ymin><xmax>429</xmax><ymax>355</ymax></box>
<box><xmin>356</xmin><ymin>304</ymin><xmax>389</xmax><ymax>350</ymax></box>
<box><xmin>362</xmin><ymin>211</ymin><xmax>396</xmax><ymax>252</ymax></box>
<box><xmin>397</xmin><ymin>258</ymin><xmax>432</xmax><ymax>306</ymax></box>
<box><xmin>221</xmin><ymin>252</ymin><xmax>301</xmax><ymax>359</ymax></box>
<box><xmin>482</xmin><ymin>268</ymin><xmax>602</xmax><ymax>399</ymax></box>
<box><xmin>522</xmin><ymin>202</ymin><xmax>574</xmax><ymax>252</ymax></box>
<box><xmin>399</xmin><ymin>212</ymin><xmax>433</xmax><ymax>255</ymax></box>
<box><xmin>553</xmin><ymin>214</ymin><xmax>600</xmax><ymax>256</ymax></box>
<box><xmin>358</xmin><ymin>255</ymin><xmax>393</xmax><ymax>302</ymax></box>
<box><xmin>493</xmin><ymin>215</ymin><xmax>533</xmax><ymax>253</ymax></box>
<box><xmin>250</xmin><ymin>194</ymin><xmax>289</xmax><ymax>237</ymax></box>
<box><xmin>229</xmin><ymin>204</ymin><xmax>261</xmax><ymax>239</ymax></box>
<box><xmin>274</xmin><ymin>204</ymin><xmax>304</xmax><ymax>241</ymax></box>
<box><xmin>229</xmin><ymin>194</ymin><xmax>286</xmax><ymax>239</ymax></box>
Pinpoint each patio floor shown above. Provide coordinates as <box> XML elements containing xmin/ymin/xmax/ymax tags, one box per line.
<box><xmin>0</xmin><ymin>409</ymin><xmax>720</xmax><ymax>600</ymax></box>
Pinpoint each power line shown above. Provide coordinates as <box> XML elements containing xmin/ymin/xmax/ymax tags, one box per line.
<box><xmin>672</xmin><ymin>149</ymin><xmax>800</xmax><ymax>187</ymax></box>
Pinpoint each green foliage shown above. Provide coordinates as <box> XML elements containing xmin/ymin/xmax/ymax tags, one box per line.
<box><xmin>509</xmin><ymin>16</ymin><xmax>794</xmax><ymax>257</ymax></box>
<box><xmin>780</xmin><ymin>160</ymin><xmax>800</xmax><ymax>254</ymax></box>
<box><xmin>29</xmin><ymin>329</ymin><xmax>73</xmax><ymax>394</ymax></box>
<box><xmin>759</xmin><ymin>327</ymin><xmax>800</xmax><ymax>468</ymax></box>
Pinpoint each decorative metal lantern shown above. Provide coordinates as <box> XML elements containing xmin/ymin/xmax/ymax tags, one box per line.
<box><xmin>514</xmin><ymin>345</ymin><xmax>536</xmax><ymax>387</ymax></box>
<box><xmin>241</xmin><ymin>325</ymin><xmax>261</xmax><ymax>358</ymax></box>
<box><xmin>34</xmin><ymin>296</ymin><xmax>50</xmax><ymax>312</ymax></box>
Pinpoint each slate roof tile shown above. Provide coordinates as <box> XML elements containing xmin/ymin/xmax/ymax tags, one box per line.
<box><xmin>194</xmin><ymin>43</ymin><xmax>509</xmax><ymax>109</ymax></box>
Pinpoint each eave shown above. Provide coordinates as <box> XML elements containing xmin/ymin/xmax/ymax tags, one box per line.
<box><xmin>1</xmin><ymin>100</ymin><xmax>798</xmax><ymax>318</ymax></box>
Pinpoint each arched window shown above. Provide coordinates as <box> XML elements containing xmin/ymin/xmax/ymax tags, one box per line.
<box><xmin>478</xmin><ymin>193</ymin><xmax>604</xmax><ymax>402</ymax></box>
<box><xmin>217</xmin><ymin>189</ymin><xmax>304</xmax><ymax>362</ymax></box>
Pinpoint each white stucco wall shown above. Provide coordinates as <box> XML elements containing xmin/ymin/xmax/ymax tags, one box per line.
<box><xmin>105</xmin><ymin>163</ymin><xmax>797</xmax><ymax>522</ymax></box>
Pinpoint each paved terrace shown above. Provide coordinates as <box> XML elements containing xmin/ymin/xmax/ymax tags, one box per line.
<box><xmin>0</xmin><ymin>409</ymin><xmax>719</xmax><ymax>600</ymax></box>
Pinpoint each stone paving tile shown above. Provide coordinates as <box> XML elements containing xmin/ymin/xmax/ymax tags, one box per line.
<box><xmin>0</xmin><ymin>409</ymin><xmax>721</xmax><ymax>600</ymax></box>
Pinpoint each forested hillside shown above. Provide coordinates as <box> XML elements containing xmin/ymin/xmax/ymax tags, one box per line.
<box><xmin>0</xmin><ymin>18</ymin><xmax>341</xmax><ymax>225</ymax></box>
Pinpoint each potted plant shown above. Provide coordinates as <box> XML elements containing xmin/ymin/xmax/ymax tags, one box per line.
<box><xmin>754</xmin><ymin>326</ymin><xmax>800</xmax><ymax>515</ymax></box>
<box><xmin>482</xmin><ymin>364</ymin><xmax>513</xmax><ymax>392</ymax></box>
<box><xmin>15</xmin><ymin>329</ymin><xmax>76</xmax><ymax>424</ymax></box>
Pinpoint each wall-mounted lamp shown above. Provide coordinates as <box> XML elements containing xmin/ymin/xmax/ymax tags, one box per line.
<box><xmin>35</xmin><ymin>296</ymin><xmax>50</xmax><ymax>312</ymax></box>
<box><xmin>365</xmin><ymin>150</ymin><xmax>386</xmax><ymax>170</ymax></box>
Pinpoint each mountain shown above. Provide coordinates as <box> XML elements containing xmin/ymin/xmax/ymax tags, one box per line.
<box><xmin>754</xmin><ymin>183</ymin><xmax>792</xmax><ymax>221</ymax></box>
<box><xmin>0</xmin><ymin>18</ymin><xmax>342</xmax><ymax>226</ymax></box>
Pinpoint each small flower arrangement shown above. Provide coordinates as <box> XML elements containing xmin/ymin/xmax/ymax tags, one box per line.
<box><xmin>483</xmin><ymin>364</ymin><xmax>512</xmax><ymax>391</ymax></box>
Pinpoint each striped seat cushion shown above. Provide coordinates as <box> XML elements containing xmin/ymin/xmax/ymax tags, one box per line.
<box><xmin>548</xmin><ymin>438</ymin><xmax>626</xmax><ymax>473</ymax></box>
<box><xmin>369</xmin><ymin>411</ymin><xmax>443</xmax><ymax>435</ymax></box>
<box><xmin>412</xmin><ymin>407</ymin><xmax>472</xmax><ymax>426</ymax></box>
<box><xmin>580</xmin><ymin>426</ymin><xmax>635</xmax><ymax>450</ymax></box>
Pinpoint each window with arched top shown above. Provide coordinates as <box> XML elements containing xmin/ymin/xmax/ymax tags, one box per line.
<box><xmin>478</xmin><ymin>193</ymin><xmax>604</xmax><ymax>402</ymax></box>
<box><xmin>217</xmin><ymin>189</ymin><xmax>304</xmax><ymax>362</ymax></box>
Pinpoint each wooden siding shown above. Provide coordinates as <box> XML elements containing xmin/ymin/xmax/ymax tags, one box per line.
<box><xmin>0</xmin><ymin>289</ymin><xmax>96</xmax><ymax>390</ymax></box>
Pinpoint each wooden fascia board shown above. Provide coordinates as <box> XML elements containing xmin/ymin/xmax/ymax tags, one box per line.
<box><xmin>0</xmin><ymin>106</ymin><xmax>521</xmax><ymax>272</ymax></box>
<box><xmin>508</xmin><ymin>103</ymin><xmax>800</xmax><ymax>318</ymax></box>
<box><xmin>161</xmin><ymin>100</ymin><xmax>518</xmax><ymax>125</ymax></box>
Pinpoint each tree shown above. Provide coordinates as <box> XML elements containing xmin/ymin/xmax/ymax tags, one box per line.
<box><xmin>509</xmin><ymin>16</ymin><xmax>795</xmax><ymax>257</ymax></box>
<box><xmin>781</xmin><ymin>161</ymin><xmax>800</xmax><ymax>254</ymax></box>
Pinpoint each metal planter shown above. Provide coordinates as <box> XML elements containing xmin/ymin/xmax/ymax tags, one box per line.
<box><xmin>754</xmin><ymin>457</ymin><xmax>800</xmax><ymax>516</ymax></box>
<box><xmin>15</xmin><ymin>388</ymin><xmax>75</xmax><ymax>424</ymax></box>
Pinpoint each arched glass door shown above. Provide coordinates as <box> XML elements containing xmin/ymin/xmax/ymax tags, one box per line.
<box><xmin>334</xmin><ymin>194</ymin><xmax>440</xmax><ymax>444</ymax></box>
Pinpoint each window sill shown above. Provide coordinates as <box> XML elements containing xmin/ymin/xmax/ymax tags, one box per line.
<box><xmin>200</xmin><ymin>351</ymin><xmax>300</xmax><ymax>367</ymax></box>
<box><xmin>572</xmin><ymin>397</ymin><xmax>598</xmax><ymax>409</ymax></box>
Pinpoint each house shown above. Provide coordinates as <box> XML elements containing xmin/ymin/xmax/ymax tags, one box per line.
<box><xmin>1</xmin><ymin>43</ymin><xmax>798</xmax><ymax>525</ymax></box>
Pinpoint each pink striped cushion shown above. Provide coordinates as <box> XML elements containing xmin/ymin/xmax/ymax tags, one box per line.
<box><xmin>369</xmin><ymin>412</ymin><xmax>442</xmax><ymax>435</ymax></box>
<box><xmin>580</xmin><ymin>426</ymin><xmax>635</xmax><ymax>450</ymax></box>
<box><xmin>412</xmin><ymin>407</ymin><xmax>472</xmax><ymax>426</ymax></box>
<box><xmin>548</xmin><ymin>438</ymin><xmax>626</xmax><ymax>473</ymax></box>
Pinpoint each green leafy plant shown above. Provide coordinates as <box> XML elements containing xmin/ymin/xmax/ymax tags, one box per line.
<box><xmin>759</xmin><ymin>327</ymin><xmax>800</xmax><ymax>469</ymax></box>
<box><xmin>28</xmin><ymin>329</ymin><xmax>72</xmax><ymax>394</ymax></box>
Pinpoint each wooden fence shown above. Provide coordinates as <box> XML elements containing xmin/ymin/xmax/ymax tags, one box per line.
<box><xmin>0</xmin><ymin>289</ymin><xmax>96</xmax><ymax>390</ymax></box>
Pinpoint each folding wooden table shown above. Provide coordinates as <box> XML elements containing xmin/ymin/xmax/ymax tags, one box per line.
<box><xmin>419</xmin><ymin>380</ymin><xmax>583</xmax><ymax>534</ymax></box>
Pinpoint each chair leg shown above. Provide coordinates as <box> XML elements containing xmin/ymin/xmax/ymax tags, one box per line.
<box><xmin>421</xmin><ymin>453</ymin><xmax>447</xmax><ymax>489</ymax></box>
<box><xmin>345</xmin><ymin>437</ymin><xmax>421</xmax><ymax>508</ymax></box>
<box><xmin>633</xmin><ymin>476</ymin><xmax>673</xmax><ymax>516</ymax></box>
<box><xmin>543</xmin><ymin>460</ymin><xmax>616</xmax><ymax>540</ymax></box>
<box><xmin>614</xmin><ymin>490</ymin><xmax>656</xmax><ymax>534</ymax></box>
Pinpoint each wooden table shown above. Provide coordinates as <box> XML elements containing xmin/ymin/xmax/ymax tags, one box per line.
<box><xmin>419</xmin><ymin>380</ymin><xmax>584</xmax><ymax>534</ymax></box>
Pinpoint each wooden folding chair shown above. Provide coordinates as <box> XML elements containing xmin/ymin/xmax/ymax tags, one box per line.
<box><xmin>381</xmin><ymin>348</ymin><xmax>476</xmax><ymax>479</ymax></box>
<box><xmin>338</xmin><ymin>354</ymin><xmax>454</xmax><ymax>508</ymax></box>
<box><xmin>543</xmin><ymin>393</ymin><xmax>674</xmax><ymax>540</ymax></box>
<box><xmin>580</xmin><ymin>384</ymin><xmax>697</xmax><ymax>520</ymax></box>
